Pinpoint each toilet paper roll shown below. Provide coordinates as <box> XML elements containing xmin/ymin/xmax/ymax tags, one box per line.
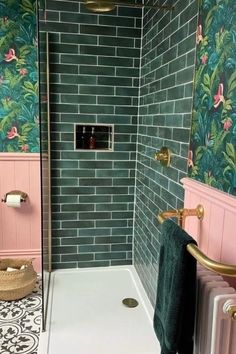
<box><xmin>6</xmin><ymin>194</ymin><xmax>21</xmax><ymax>208</ymax></box>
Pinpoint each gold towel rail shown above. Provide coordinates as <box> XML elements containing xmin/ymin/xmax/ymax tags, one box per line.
<box><xmin>157</xmin><ymin>206</ymin><xmax>236</xmax><ymax>320</ymax></box>
<box><xmin>157</xmin><ymin>205</ymin><xmax>236</xmax><ymax>277</ymax></box>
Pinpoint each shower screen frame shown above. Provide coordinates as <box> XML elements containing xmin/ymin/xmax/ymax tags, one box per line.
<box><xmin>39</xmin><ymin>28</ymin><xmax>52</xmax><ymax>332</ymax></box>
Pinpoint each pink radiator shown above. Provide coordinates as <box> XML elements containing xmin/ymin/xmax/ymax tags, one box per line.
<box><xmin>194</xmin><ymin>266</ymin><xmax>236</xmax><ymax>354</ymax></box>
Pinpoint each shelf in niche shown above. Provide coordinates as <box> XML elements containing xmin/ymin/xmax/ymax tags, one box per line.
<box><xmin>75</xmin><ymin>124</ymin><xmax>114</xmax><ymax>151</ymax></box>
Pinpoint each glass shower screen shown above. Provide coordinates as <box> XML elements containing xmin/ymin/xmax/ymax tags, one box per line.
<box><xmin>39</xmin><ymin>28</ymin><xmax>52</xmax><ymax>331</ymax></box>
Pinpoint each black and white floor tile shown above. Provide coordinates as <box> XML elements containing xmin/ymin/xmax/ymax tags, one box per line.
<box><xmin>0</xmin><ymin>279</ymin><xmax>41</xmax><ymax>354</ymax></box>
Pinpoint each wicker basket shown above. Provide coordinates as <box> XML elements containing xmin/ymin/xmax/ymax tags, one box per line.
<box><xmin>0</xmin><ymin>258</ymin><xmax>37</xmax><ymax>301</ymax></box>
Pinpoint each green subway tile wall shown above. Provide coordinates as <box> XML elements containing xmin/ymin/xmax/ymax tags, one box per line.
<box><xmin>41</xmin><ymin>0</ymin><xmax>141</xmax><ymax>269</ymax></box>
<box><xmin>133</xmin><ymin>0</ymin><xmax>198</xmax><ymax>306</ymax></box>
<box><xmin>39</xmin><ymin>0</ymin><xmax>200</xmax><ymax>306</ymax></box>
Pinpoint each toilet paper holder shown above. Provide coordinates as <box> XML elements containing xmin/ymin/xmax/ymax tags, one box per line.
<box><xmin>1</xmin><ymin>190</ymin><xmax>28</xmax><ymax>203</ymax></box>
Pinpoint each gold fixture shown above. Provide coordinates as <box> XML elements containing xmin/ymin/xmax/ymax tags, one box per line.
<box><xmin>157</xmin><ymin>204</ymin><xmax>204</xmax><ymax>227</ymax></box>
<box><xmin>83</xmin><ymin>0</ymin><xmax>174</xmax><ymax>13</ymax></box>
<box><xmin>186</xmin><ymin>243</ymin><xmax>236</xmax><ymax>277</ymax></box>
<box><xmin>1</xmin><ymin>190</ymin><xmax>28</xmax><ymax>203</ymax></box>
<box><xmin>84</xmin><ymin>0</ymin><xmax>115</xmax><ymax>12</ymax></box>
<box><xmin>122</xmin><ymin>298</ymin><xmax>139</xmax><ymax>308</ymax></box>
<box><xmin>158</xmin><ymin>205</ymin><xmax>236</xmax><ymax>320</ymax></box>
<box><xmin>224</xmin><ymin>302</ymin><xmax>236</xmax><ymax>321</ymax></box>
<box><xmin>154</xmin><ymin>147</ymin><xmax>171</xmax><ymax>167</ymax></box>
<box><xmin>227</xmin><ymin>306</ymin><xmax>236</xmax><ymax>321</ymax></box>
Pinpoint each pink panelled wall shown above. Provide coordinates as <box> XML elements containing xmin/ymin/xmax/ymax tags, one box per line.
<box><xmin>0</xmin><ymin>153</ymin><xmax>41</xmax><ymax>272</ymax></box>
<box><xmin>182</xmin><ymin>177</ymin><xmax>236</xmax><ymax>286</ymax></box>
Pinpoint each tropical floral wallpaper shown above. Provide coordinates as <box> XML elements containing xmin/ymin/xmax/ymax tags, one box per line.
<box><xmin>0</xmin><ymin>0</ymin><xmax>39</xmax><ymax>153</ymax></box>
<box><xmin>189</xmin><ymin>0</ymin><xmax>236</xmax><ymax>195</ymax></box>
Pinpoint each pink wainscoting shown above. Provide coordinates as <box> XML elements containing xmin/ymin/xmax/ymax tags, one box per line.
<box><xmin>0</xmin><ymin>153</ymin><xmax>41</xmax><ymax>272</ymax></box>
<box><xmin>181</xmin><ymin>177</ymin><xmax>236</xmax><ymax>286</ymax></box>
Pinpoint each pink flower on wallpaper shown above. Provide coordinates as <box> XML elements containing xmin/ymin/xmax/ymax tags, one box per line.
<box><xmin>7</xmin><ymin>126</ymin><xmax>19</xmax><ymax>139</ymax></box>
<box><xmin>201</xmin><ymin>54</ymin><xmax>208</xmax><ymax>64</ymax></box>
<box><xmin>188</xmin><ymin>150</ymin><xmax>194</xmax><ymax>167</ymax></box>
<box><xmin>214</xmin><ymin>83</ymin><xmax>225</xmax><ymax>108</ymax></box>
<box><xmin>19</xmin><ymin>68</ymin><xmax>28</xmax><ymax>75</ymax></box>
<box><xmin>5</xmin><ymin>48</ymin><xmax>18</xmax><ymax>62</ymax></box>
<box><xmin>223</xmin><ymin>118</ymin><xmax>232</xmax><ymax>131</ymax></box>
<box><xmin>21</xmin><ymin>144</ymin><xmax>29</xmax><ymax>152</ymax></box>
<box><xmin>196</xmin><ymin>24</ymin><xmax>203</xmax><ymax>44</ymax></box>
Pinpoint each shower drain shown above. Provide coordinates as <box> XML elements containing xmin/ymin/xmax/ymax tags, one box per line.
<box><xmin>122</xmin><ymin>298</ymin><xmax>139</xmax><ymax>308</ymax></box>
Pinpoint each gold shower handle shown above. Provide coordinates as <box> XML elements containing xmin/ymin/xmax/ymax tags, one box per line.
<box><xmin>154</xmin><ymin>147</ymin><xmax>171</xmax><ymax>167</ymax></box>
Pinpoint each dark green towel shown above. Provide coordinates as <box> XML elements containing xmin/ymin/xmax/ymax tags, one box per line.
<box><xmin>153</xmin><ymin>219</ymin><xmax>197</xmax><ymax>354</ymax></box>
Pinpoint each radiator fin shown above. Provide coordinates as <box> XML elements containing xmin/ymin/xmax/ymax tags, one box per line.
<box><xmin>194</xmin><ymin>266</ymin><xmax>236</xmax><ymax>354</ymax></box>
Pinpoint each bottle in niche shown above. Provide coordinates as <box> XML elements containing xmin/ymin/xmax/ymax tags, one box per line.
<box><xmin>89</xmin><ymin>127</ymin><xmax>96</xmax><ymax>149</ymax></box>
<box><xmin>80</xmin><ymin>126</ymin><xmax>86</xmax><ymax>149</ymax></box>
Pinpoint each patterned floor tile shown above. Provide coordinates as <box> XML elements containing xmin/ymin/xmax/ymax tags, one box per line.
<box><xmin>0</xmin><ymin>279</ymin><xmax>42</xmax><ymax>354</ymax></box>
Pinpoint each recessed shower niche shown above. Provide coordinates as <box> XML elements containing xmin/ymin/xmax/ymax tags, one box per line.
<box><xmin>75</xmin><ymin>124</ymin><xmax>114</xmax><ymax>151</ymax></box>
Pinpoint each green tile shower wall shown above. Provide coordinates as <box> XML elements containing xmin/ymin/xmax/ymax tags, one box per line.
<box><xmin>133</xmin><ymin>0</ymin><xmax>199</xmax><ymax>306</ymax></box>
<box><xmin>41</xmin><ymin>0</ymin><xmax>141</xmax><ymax>269</ymax></box>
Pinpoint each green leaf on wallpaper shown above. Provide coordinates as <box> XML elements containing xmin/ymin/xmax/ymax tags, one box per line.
<box><xmin>227</xmin><ymin>71</ymin><xmax>236</xmax><ymax>96</ymax></box>
<box><xmin>0</xmin><ymin>36</ymin><xmax>7</xmax><ymax>48</ymax></box>
<box><xmin>203</xmin><ymin>73</ymin><xmax>211</xmax><ymax>87</ymax></box>
<box><xmin>6</xmin><ymin>144</ymin><xmax>15</xmax><ymax>152</ymax></box>
<box><xmin>226</xmin><ymin>142</ymin><xmax>236</xmax><ymax>161</ymax></box>
<box><xmin>203</xmin><ymin>172</ymin><xmax>215</xmax><ymax>186</ymax></box>
<box><xmin>190</xmin><ymin>165</ymin><xmax>199</xmax><ymax>177</ymax></box>
<box><xmin>23</xmin><ymin>81</ymin><xmax>34</xmax><ymax>90</ymax></box>
<box><xmin>0</xmin><ymin>0</ymin><xmax>6</xmax><ymax>8</ymax></box>
<box><xmin>18</xmin><ymin>136</ymin><xmax>28</xmax><ymax>146</ymax></box>
<box><xmin>195</xmin><ymin>146</ymin><xmax>206</xmax><ymax>162</ymax></box>
<box><xmin>21</xmin><ymin>0</ymin><xmax>35</xmax><ymax>14</ymax></box>
<box><xmin>228</xmin><ymin>82</ymin><xmax>236</xmax><ymax>98</ymax></box>
<box><xmin>201</xmin><ymin>84</ymin><xmax>211</xmax><ymax>96</ymax></box>
<box><xmin>205</xmin><ymin>11</ymin><xmax>213</xmax><ymax>31</ymax></box>
<box><xmin>194</xmin><ymin>65</ymin><xmax>205</xmax><ymax>87</ymax></box>
<box><xmin>4</xmin><ymin>68</ymin><xmax>21</xmax><ymax>88</ymax></box>
<box><xmin>212</xmin><ymin>131</ymin><xmax>228</xmax><ymax>154</ymax></box>
<box><xmin>19</xmin><ymin>45</ymin><xmax>32</xmax><ymax>57</ymax></box>
<box><xmin>223</xmin><ymin>152</ymin><xmax>236</xmax><ymax>170</ymax></box>
<box><xmin>23</xmin><ymin>81</ymin><xmax>38</xmax><ymax>101</ymax></box>
<box><xmin>0</xmin><ymin>110</ymin><xmax>18</xmax><ymax>131</ymax></box>
<box><xmin>21</xmin><ymin>123</ymin><xmax>35</xmax><ymax>135</ymax></box>
<box><xmin>223</xmin><ymin>165</ymin><xmax>233</xmax><ymax>176</ymax></box>
<box><xmin>223</xmin><ymin>99</ymin><xmax>232</xmax><ymax>112</ymax></box>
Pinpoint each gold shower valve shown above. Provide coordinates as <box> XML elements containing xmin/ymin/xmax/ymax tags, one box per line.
<box><xmin>154</xmin><ymin>147</ymin><xmax>171</xmax><ymax>167</ymax></box>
